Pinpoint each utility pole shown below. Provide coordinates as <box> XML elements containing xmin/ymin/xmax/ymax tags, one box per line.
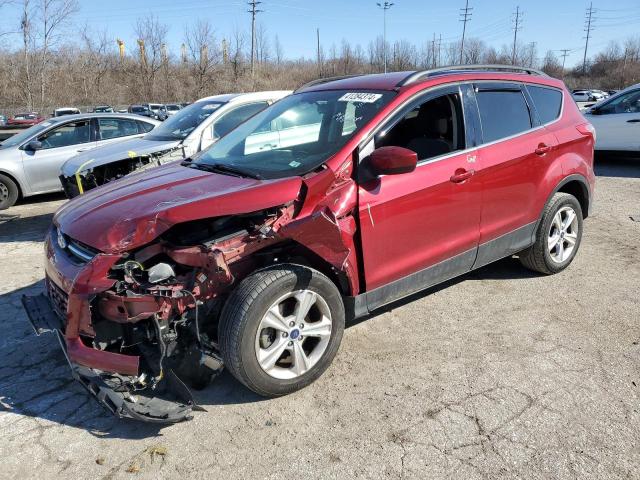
<box><xmin>582</xmin><ymin>2</ymin><xmax>595</xmax><ymax>74</ymax></box>
<box><xmin>559</xmin><ymin>48</ymin><xmax>570</xmax><ymax>72</ymax></box>
<box><xmin>376</xmin><ymin>2</ymin><xmax>394</xmax><ymax>73</ymax></box>
<box><xmin>528</xmin><ymin>41</ymin><xmax>536</xmax><ymax>67</ymax></box>
<box><xmin>431</xmin><ymin>33</ymin><xmax>436</xmax><ymax>68</ymax></box>
<box><xmin>248</xmin><ymin>0</ymin><xmax>263</xmax><ymax>77</ymax></box>
<box><xmin>438</xmin><ymin>33</ymin><xmax>442</xmax><ymax>67</ymax></box>
<box><xmin>511</xmin><ymin>6</ymin><xmax>523</xmax><ymax>65</ymax></box>
<box><xmin>317</xmin><ymin>28</ymin><xmax>321</xmax><ymax>77</ymax></box>
<box><xmin>459</xmin><ymin>0</ymin><xmax>472</xmax><ymax>64</ymax></box>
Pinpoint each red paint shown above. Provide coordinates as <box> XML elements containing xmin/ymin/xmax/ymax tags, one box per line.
<box><xmin>43</xmin><ymin>69</ymin><xmax>594</xmax><ymax>376</ymax></box>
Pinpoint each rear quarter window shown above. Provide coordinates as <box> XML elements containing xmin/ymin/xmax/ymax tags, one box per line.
<box><xmin>527</xmin><ymin>85</ymin><xmax>563</xmax><ymax>124</ymax></box>
<box><xmin>476</xmin><ymin>89</ymin><xmax>532</xmax><ymax>143</ymax></box>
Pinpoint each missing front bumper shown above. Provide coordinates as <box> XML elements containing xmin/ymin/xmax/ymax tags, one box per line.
<box><xmin>21</xmin><ymin>293</ymin><xmax>213</xmax><ymax>424</ymax></box>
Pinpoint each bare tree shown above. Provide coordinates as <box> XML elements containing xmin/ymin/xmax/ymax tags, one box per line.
<box><xmin>37</xmin><ymin>0</ymin><xmax>78</xmax><ymax>109</ymax></box>
<box><xmin>274</xmin><ymin>34</ymin><xmax>283</xmax><ymax>65</ymax></box>
<box><xmin>133</xmin><ymin>15</ymin><xmax>169</xmax><ymax>100</ymax></box>
<box><xmin>185</xmin><ymin>20</ymin><xmax>220</xmax><ymax>98</ymax></box>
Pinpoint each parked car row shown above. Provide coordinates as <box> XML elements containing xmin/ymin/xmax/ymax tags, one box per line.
<box><xmin>0</xmin><ymin>92</ymin><xmax>289</xmax><ymax>208</ymax></box>
<box><xmin>0</xmin><ymin>103</ymin><xmax>189</xmax><ymax>127</ymax></box>
<box><xmin>19</xmin><ymin>65</ymin><xmax>598</xmax><ymax>423</ymax></box>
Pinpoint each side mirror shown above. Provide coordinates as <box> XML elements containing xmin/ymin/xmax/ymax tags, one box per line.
<box><xmin>367</xmin><ymin>146</ymin><xmax>418</xmax><ymax>176</ymax></box>
<box><xmin>25</xmin><ymin>140</ymin><xmax>42</xmax><ymax>151</ymax></box>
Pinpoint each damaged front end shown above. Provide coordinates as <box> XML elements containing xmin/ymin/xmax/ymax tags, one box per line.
<box><xmin>22</xmin><ymin>205</ymin><xmax>300</xmax><ymax>423</ymax></box>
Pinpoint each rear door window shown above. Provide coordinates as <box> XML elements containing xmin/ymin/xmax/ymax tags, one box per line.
<box><xmin>527</xmin><ymin>85</ymin><xmax>563</xmax><ymax>124</ymax></box>
<box><xmin>98</xmin><ymin>118</ymin><xmax>140</xmax><ymax>140</ymax></box>
<box><xmin>476</xmin><ymin>87</ymin><xmax>532</xmax><ymax>143</ymax></box>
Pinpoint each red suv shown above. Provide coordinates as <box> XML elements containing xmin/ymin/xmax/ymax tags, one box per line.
<box><xmin>22</xmin><ymin>66</ymin><xmax>595</xmax><ymax>423</ymax></box>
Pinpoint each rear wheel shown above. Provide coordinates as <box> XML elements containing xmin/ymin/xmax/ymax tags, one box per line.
<box><xmin>519</xmin><ymin>192</ymin><xmax>583</xmax><ymax>274</ymax></box>
<box><xmin>219</xmin><ymin>265</ymin><xmax>345</xmax><ymax>397</ymax></box>
<box><xmin>0</xmin><ymin>174</ymin><xmax>19</xmax><ymax>210</ymax></box>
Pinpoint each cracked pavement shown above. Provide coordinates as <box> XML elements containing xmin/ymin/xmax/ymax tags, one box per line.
<box><xmin>0</xmin><ymin>158</ymin><xmax>639</xmax><ymax>479</ymax></box>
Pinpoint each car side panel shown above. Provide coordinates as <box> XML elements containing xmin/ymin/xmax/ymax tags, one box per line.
<box><xmin>476</xmin><ymin>126</ymin><xmax>559</xmax><ymax>244</ymax></box>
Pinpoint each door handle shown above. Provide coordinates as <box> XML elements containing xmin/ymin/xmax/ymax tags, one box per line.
<box><xmin>626</xmin><ymin>119</ymin><xmax>640</xmax><ymax>123</ymax></box>
<box><xmin>535</xmin><ymin>143</ymin><xmax>552</xmax><ymax>155</ymax></box>
<box><xmin>450</xmin><ymin>169</ymin><xmax>475</xmax><ymax>183</ymax></box>
<box><xmin>77</xmin><ymin>148</ymin><xmax>90</xmax><ymax>152</ymax></box>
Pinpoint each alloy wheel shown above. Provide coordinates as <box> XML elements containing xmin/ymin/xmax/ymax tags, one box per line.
<box><xmin>254</xmin><ymin>290</ymin><xmax>332</xmax><ymax>380</ymax></box>
<box><xmin>548</xmin><ymin>206</ymin><xmax>579</xmax><ymax>263</ymax></box>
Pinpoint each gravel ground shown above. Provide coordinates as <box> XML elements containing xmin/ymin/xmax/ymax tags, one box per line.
<box><xmin>0</xmin><ymin>158</ymin><xmax>638</xmax><ymax>480</ymax></box>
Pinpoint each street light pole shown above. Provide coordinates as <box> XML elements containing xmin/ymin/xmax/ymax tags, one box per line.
<box><xmin>376</xmin><ymin>2</ymin><xmax>394</xmax><ymax>73</ymax></box>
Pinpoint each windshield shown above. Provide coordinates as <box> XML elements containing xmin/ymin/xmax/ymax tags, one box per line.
<box><xmin>0</xmin><ymin>121</ymin><xmax>54</xmax><ymax>149</ymax></box>
<box><xmin>14</xmin><ymin>114</ymin><xmax>37</xmax><ymax>120</ymax></box>
<box><xmin>131</xmin><ymin>106</ymin><xmax>147</xmax><ymax>113</ymax></box>
<box><xmin>192</xmin><ymin>90</ymin><xmax>394</xmax><ymax>179</ymax></box>
<box><xmin>146</xmin><ymin>101</ymin><xmax>224</xmax><ymax>141</ymax></box>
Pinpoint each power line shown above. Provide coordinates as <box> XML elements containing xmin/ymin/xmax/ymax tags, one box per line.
<box><xmin>248</xmin><ymin>0</ymin><xmax>263</xmax><ymax>77</ymax></box>
<box><xmin>511</xmin><ymin>6</ymin><xmax>523</xmax><ymax>65</ymax></box>
<box><xmin>582</xmin><ymin>1</ymin><xmax>595</xmax><ymax>74</ymax></box>
<box><xmin>459</xmin><ymin>0</ymin><xmax>472</xmax><ymax>64</ymax></box>
<box><xmin>376</xmin><ymin>2</ymin><xmax>394</xmax><ymax>74</ymax></box>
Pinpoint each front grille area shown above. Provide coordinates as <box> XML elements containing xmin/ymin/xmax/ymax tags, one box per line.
<box><xmin>54</xmin><ymin>227</ymin><xmax>100</xmax><ymax>264</ymax></box>
<box><xmin>47</xmin><ymin>278</ymin><xmax>68</xmax><ymax>323</ymax></box>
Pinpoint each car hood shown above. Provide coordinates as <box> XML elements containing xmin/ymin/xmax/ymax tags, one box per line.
<box><xmin>61</xmin><ymin>137</ymin><xmax>181</xmax><ymax>176</ymax></box>
<box><xmin>53</xmin><ymin>162</ymin><xmax>303</xmax><ymax>253</ymax></box>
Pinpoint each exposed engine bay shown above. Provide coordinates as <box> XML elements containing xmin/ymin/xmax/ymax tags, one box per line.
<box><xmin>61</xmin><ymin>147</ymin><xmax>184</xmax><ymax>198</ymax></box>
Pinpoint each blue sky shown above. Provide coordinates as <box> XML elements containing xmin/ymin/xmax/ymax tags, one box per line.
<box><xmin>1</xmin><ymin>0</ymin><xmax>640</xmax><ymax>67</ymax></box>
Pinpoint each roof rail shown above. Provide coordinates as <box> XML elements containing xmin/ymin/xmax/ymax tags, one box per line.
<box><xmin>398</xmin><ymin>64</ymin><xmax>548</xmax><ymax>87</ymax></box>
<box><xmin>295</xmin><ymin>74</ymin><xmax>364</xmax><ymax>92</ymax></box>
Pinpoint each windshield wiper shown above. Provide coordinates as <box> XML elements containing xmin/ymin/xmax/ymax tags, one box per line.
<box><xmin>186</xmin><ymin>161</ymin><xmax>262</xmax><ymax>180</ymax></box>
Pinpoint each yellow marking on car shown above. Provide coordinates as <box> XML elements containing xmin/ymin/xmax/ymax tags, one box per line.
<box><xmin>128</xmin><ymin>150</ymin><xmax>137</xmax><ymax>158</ymax></box>
<box><xmin>74</xmin><ymin>159</ymin><xmax>95</xmax><ymax>195</ymax></box>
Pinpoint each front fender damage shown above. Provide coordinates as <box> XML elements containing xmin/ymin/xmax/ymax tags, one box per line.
<box><xmin>25</xmin><ymin>169</ymin><xmax>360</xmax><ymax>423</ymax></box>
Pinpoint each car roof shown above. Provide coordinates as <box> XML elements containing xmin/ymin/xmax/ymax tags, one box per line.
<box><xmin>195</xmin><ymin>90</ymin><xmax>292</xmax><ymax>104</ymax></box>
<box><xmin>297</xmin><ymin>65</ymin><xmax>560</xmax><ymax>93</ymax></box>
<box><xmin>39</xmin><ymin>113</ymin><xmax>160</xmax><ymax>124</ymax></box>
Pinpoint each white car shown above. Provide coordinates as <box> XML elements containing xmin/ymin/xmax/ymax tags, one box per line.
<box><xmin>60</xmin><ymin>91</ymin><xmax>292</xmax><ymax>196</ymax></box>
<box><xmin>53</xmin><ymin>107</ymin><xmax>81</xmax><ymax>117</ymax></box>
<box><xmin>583</xmin><ymin>83</ymin><xmax>640</xmax><ymax>155</ymax></box>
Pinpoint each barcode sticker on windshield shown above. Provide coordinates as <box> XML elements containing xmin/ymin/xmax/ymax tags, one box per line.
<box><xmin>338</xmin><ymin>93</ymin><xmax>383</xmax><ymax>103</ymax></box>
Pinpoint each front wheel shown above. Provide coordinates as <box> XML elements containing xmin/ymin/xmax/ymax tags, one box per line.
<box><xmin>519</xmin><ymin>192</ymin><xmax>584</xmax><ymax>275</ymax></box>
<box><xmin>218</xmin><ymin>265</ymin><xmax>345</xmax><ymax>397</ymax></box>
<box><xmin>0</xmin><ymin>174</ymin><xmax>19</xmax><ymax>210</ymax></box>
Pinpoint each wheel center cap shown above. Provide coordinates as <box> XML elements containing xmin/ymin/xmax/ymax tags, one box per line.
<box><xmin>289</xmin><ymin>328</ymin><xmax>300</xmax><ymax>340</ymax></box>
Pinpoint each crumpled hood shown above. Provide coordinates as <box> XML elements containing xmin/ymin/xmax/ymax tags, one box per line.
<box><xmin>61</xmin><ymin>137</ymin><xmax>181</xmax><ymax>176</ymax></box>
<box><xmin>54</xmin><ymin>162</ymin><xmax>303</xmax><ymax>253</ymax></box>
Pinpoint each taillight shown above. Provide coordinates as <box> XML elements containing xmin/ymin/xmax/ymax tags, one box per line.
<box><xmin>576</xmin><ymin>123</ymin><xmax>596</xmax><ymax>142</ymax></box>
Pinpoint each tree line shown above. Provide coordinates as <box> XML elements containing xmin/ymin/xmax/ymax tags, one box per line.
<box><xmin>0</xmin><ymin>0</ymin><xmax>639</xmax><ymax>115</ymax></box>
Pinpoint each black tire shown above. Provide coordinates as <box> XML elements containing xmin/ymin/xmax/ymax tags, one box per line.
<box><xmin>218</xmin><ymin>264</ymin><xmax>345</xmax><ymax>397</ymax></box>
<box><xmin>0</xmin><ymin>174</ymin><xmax>19</xmax><ymax>210</ymax></box>
<box><xmin>519</xmin><ymin>192</ymin><xmax>584</xmax><ymax>275</ymax></box>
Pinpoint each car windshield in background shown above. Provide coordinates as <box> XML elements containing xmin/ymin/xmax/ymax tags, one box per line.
<box><xmin>0</xmin><ymin>121</ymin><xmax>53</xmax><ymax>149</ymax></box>
<box><xmin>146</xmin><ymin>101</ymin><xmax>224</xmax><ymax>141</ymax></box>
<box><xmin>192</xmin><ymin>90</ymin><xmax>395</xmax><ymax>180</ymax></box>
<box><xmin>131</xmin><ymin>106</ymin><xmax>148</xmax><ymax>113</ymax></box>
<box><xmin>14</xmin><ymin>114</ymin><xmax>36</xmax><ymax>120</ymax></box>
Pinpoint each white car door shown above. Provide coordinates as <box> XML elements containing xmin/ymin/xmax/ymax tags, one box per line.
<box><xmin>21</xmin><ymin>119</ymin><xmax>96</xmax><ymax>193</ymax></box>
<box><xmin>588</xmin><ymin>89</ymin><xmax>640</xmax><ymax>151</ymax></box>
<box><xmin>96</xmin><ymin>117</ymin><xmax>148</xmax><ymax>147</ymax></box>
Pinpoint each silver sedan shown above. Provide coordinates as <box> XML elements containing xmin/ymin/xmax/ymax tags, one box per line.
<box><xmin>0</xmin><ymin>113</ymin><xmax>159</xmax><ymax>209</ymax></box>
